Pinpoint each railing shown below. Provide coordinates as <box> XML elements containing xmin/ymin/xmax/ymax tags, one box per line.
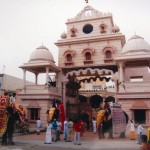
<box><xmin>25</xmin><ymin>84</ymin><xmax>58</xmax><ymax>93</ymax></box>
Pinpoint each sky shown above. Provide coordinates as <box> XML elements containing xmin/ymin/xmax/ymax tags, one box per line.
<box><xmin>0</xmin><ymin>0</ymin><xmax>150</xmax><ymax>83</ymax></box>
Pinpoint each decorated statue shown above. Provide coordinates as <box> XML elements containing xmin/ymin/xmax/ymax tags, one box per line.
<box><xmin>47</xmin><ymin>99</ymin><xmax>65</xmax><ymax>131</ymax></box>
<box><xmin>97</xmin><ymin>102</ymin><xmax>129</xmax><ymax>139</ymax></box>
<box><xmin>0</xmin><ymin>94</ymin><xmax>26</xmax><ymax>145</ymax></box>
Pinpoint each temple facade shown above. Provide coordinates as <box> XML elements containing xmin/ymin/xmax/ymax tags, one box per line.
<box><xmin>18</xmin><ymin>5</ymin><xmax>150</xmax><ymax>126</ymax></box>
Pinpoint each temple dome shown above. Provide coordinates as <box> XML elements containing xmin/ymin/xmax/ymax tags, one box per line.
<box><xmin>122</xmin><ymin>35</ymin><xmax>150</xmax><ymax>54</ymax></box>
<box><xmin>29</xmin><ymin>45</ymin><xmax>55</xmax><ymax>63</ymax></box>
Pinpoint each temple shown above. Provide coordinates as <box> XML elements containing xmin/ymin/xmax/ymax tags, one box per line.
<box><xmin>18</xmin><ymin>5</ymin><xmax>150</xmax><ymax>127</ymax></box>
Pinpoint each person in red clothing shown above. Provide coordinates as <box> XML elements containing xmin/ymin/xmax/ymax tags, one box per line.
<box><xmin>73</xmin><ymin>119</ymin><xmax>82</xmax><ymax>145</ymax></box>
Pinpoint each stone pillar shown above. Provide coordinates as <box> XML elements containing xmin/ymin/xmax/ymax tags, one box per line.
<box><xmin>146</xmin><ymin>110</ymin><xmax>149</xmax><ymax>125</ymax></box>
<box><xmin>23</xmin><ymin>69</ymin><xmax>26</xmax><ymax>89</ymax></box>
<box><xmin>45</xmin><ymin>67</ymin><xmax>49</xmax><ymax>86</ymax></box>
<box><xmin>87</xmin><ymin>94</ymin><xmax>90</xmax><ymax>104</ymax></box>
<box><xmin>119</xmin><ymin>61</ymin><xmax>125</xmax><ymax>92</ymax></box>
<box><xmin>119</xmin><ymin>61</ymin><xmax>124</xmax><ymax>82</ymax></box>
<box><xmin>62</xmin><ymin>81</ymin><xmax>68</xmax><ymax>116</ymax></box>
<box><xmin>35</xmin><ymin>73</ymin><xmax>38</xmax><ymax>85</ymax></box>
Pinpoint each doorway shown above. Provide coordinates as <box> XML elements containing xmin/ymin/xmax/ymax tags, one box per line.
<box><xmin>134</xmin><ymin>109</ymin><xmax>146</xmax><ymax>124</ymax></box>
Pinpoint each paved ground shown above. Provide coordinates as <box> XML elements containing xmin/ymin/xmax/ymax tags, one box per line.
<box><xmin>0</xmin><ymin>130</ymin><xmax>141</xmax><ymax>150</ymax></box>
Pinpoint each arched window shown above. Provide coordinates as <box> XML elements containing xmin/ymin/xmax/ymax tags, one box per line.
<box><xmin>102</xmin><ymin>46</ymin><xmax>114</xmax><ymax>62</ymax></box>
<box><xmin>66</xmin><ymin>54</ymin><xmax>72</xmax><ymax>62</ymax></box>
<box><xmin>85</xmin><ymin>52</ymin><xmax>91</xmax><ymax>60</ymax></box>
<box><xmin>105</xmin><ymin>51</ymin><xmax>112</xmax><ymax>59</ymax></box>
<box><xmin>70</xmin><ymin>27</ymin><xmax>77</xmax><ymax>37</ymax></box>
<box><xmin>100</xmin><ymin>24</ymin><xmax>106</xmax><ymax>33</ymax></box>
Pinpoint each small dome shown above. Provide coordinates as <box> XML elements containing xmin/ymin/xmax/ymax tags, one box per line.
<box><xmin>61</xmin><ymin>32</ymin><xmax>67</xmax><ymax>39</ymax></box>
<box><xmin>29</xmin><ymin>45</ymin><xmax>55</xmax><ymax>63</ymax></box>
<box><xmin>122</xmin><ymin>35</ymin><xmax>150</xmax><ymax>54</ymax></box>
<box><xmin>112</xmin><ymin>25</ymin><xmax>120</xmax><ymax>33</ymax></box>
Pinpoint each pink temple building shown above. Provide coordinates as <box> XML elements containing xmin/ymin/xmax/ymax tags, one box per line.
<box><xmin>18</xmin><ymin>5</ymin><xmax>150</xmax><ymax>127</ymax></box>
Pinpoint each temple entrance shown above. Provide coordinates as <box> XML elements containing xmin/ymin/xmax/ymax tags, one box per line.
<box><xmin>79</xmin><ymin>95</ymin><xmax>87</xmax><ymax>103</ymax></box>
<box><xmin>65</xmin><ymin>68</ymin><xmax>116</xmax><ymax>122</ymax></box>
<box><xmin>90</xmin><ymin>94</ymin><xmax>103</xmax><ymax>119</ymax></box>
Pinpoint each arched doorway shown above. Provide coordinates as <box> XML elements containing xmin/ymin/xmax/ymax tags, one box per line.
<box><xmin>105</xmin><ymin>96</ymin><xmax>115</xmax><ymax>103</ymax></box>
<box><xmin>90</xmin><ymin>94</ymin><xmax>103</xmax><ymax>108</ymax></box>
<box><xmin>79</xmin><ymin>95</ymin><xmax>87</xmax><ymax>103</ymax></box>
<box><xmin>90</xmin><ymin>94</ymin><xmax>103</xmax><ymax>120</ymax></box>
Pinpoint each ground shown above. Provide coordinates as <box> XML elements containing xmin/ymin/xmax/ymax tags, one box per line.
<box><xmin>0</xmin><ymin>129</ymin><xmax>141</xmax><ymax>150</ymax></box>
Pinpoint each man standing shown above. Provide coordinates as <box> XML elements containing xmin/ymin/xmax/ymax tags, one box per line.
<box><xmin>137</xmin><ymin>123</ymin><xmax>144</xmax><ymax>144</ymax></box>
<box><xmin>56</xmin><ymin>119</ymin><xmax>62</xmax><ymax>141</ymax></box>
<box><xmin>52</xmin><ymin>118</ymin><xmax>57</xmax><ymax>142</ymax></box>
<box><xmin>9</xmin><ymin>93</ymin><xmax>16</xmax><ymax>103</ymax></box>
<box><xmin>67</xmin><ymin>118</ymin><xmax>74</xmax><ymax>142</ymax></box>
<box><xmin>36</xmin><ymin>118</ymin><xmax>42</xmax><ymax>135</ymax></box>
<box><xmin>64</xmin><ymin>118</ymin><xmax>68</xmax><ymax>141</ymax></box>
<box><xmin>74</xmin><ymin>119</ymin><xmax>82</xmax><ymax>145</ymax></box>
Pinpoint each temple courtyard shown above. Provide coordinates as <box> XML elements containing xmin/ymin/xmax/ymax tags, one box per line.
<box><xmin>0</xmin><ymin>129</ymin><xmax>142</xmax><ymax>150</ymax></box>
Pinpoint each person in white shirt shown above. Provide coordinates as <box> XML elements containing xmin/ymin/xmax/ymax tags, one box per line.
<box><xmin>137</xmin><ymin>123</ymin><xmax>144</xmax><ymax>144</ymax></box>
<box><xmin>36</xmin><ymin>118</ymin><xmax>42</xmax><ymax>135</ymax></box>
<box><xmin>92</xmin><ymin>117</ymin><xmax>97</xmax><ymax>134</ymax></box>
<box><xmin>130</xmin><ymin>120</ymin><xmax>135</xmax><ymax>140</ymax></box>
<box><xmin>9</xmin><ymin>93</ymin><xmax>16</xmax><ymax>103</ymax></box>
<box><xmin>44</xmin><ymin>121</ymin><xmax>52</xmax><ymax>144</ymax></box>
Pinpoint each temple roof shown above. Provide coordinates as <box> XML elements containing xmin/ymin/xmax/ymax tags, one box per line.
<box><xmin>29</xmin><ymin>45</ymin><xmax>55</xmax><ymax>63</ymax></box>
<box><xmin>122</xmin><ymin>35</ymin><xmax>150</xmax><ymax>54</ymax></box>
<box><xmin>67</xmin><ymin>5</ymin><xmax>112</xmax><ymax>23</ymax></box>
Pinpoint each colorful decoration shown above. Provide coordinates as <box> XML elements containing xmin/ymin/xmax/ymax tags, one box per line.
<box><xmin>0</xmin><ymin>96</ymin><xmax>26</xmax><ymax>135</ymax></box>
<box><xmin>96</xmin><ymin>110</ymin><xmax>106</xmax><ymax>127</ymax></box>
<box><xmin>49</xmin><ymin>107</ymin><xmax>56</xmax><ymax>121</ymax></box>
<box><xmin>11</xmin><ymin>103</ymin><xmax>26</xmax><ymax>123</ymax></box>
<box><xmin>0</xmin><ymin>96</ymin><xmax>9</xmax><ymax>135</ymax></box>
<box><xmin>79</xmin><ymin>76</ymin><xmax>111</xmax><ymax>84</ymax></box>
<box><xmin>48</xmin><ymin>99</ymin><xmax>65</xmax><ymax>131</ymax></box>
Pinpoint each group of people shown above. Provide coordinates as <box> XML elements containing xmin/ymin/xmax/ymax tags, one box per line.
<box><xmin>36</xmin><ymin>118</ymin><xmax>84</xmax><ymax>145</ymax></box>
<box><xmin>130</xmin><ymin>120</ymin><xmax>150</xmax><ymax>149</ymax></box>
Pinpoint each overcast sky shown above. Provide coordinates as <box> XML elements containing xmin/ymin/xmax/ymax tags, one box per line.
<box><xmin>0</xmin><ymin>0</ymin><xmax>150</xmax><ymax>82</ymax></box>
